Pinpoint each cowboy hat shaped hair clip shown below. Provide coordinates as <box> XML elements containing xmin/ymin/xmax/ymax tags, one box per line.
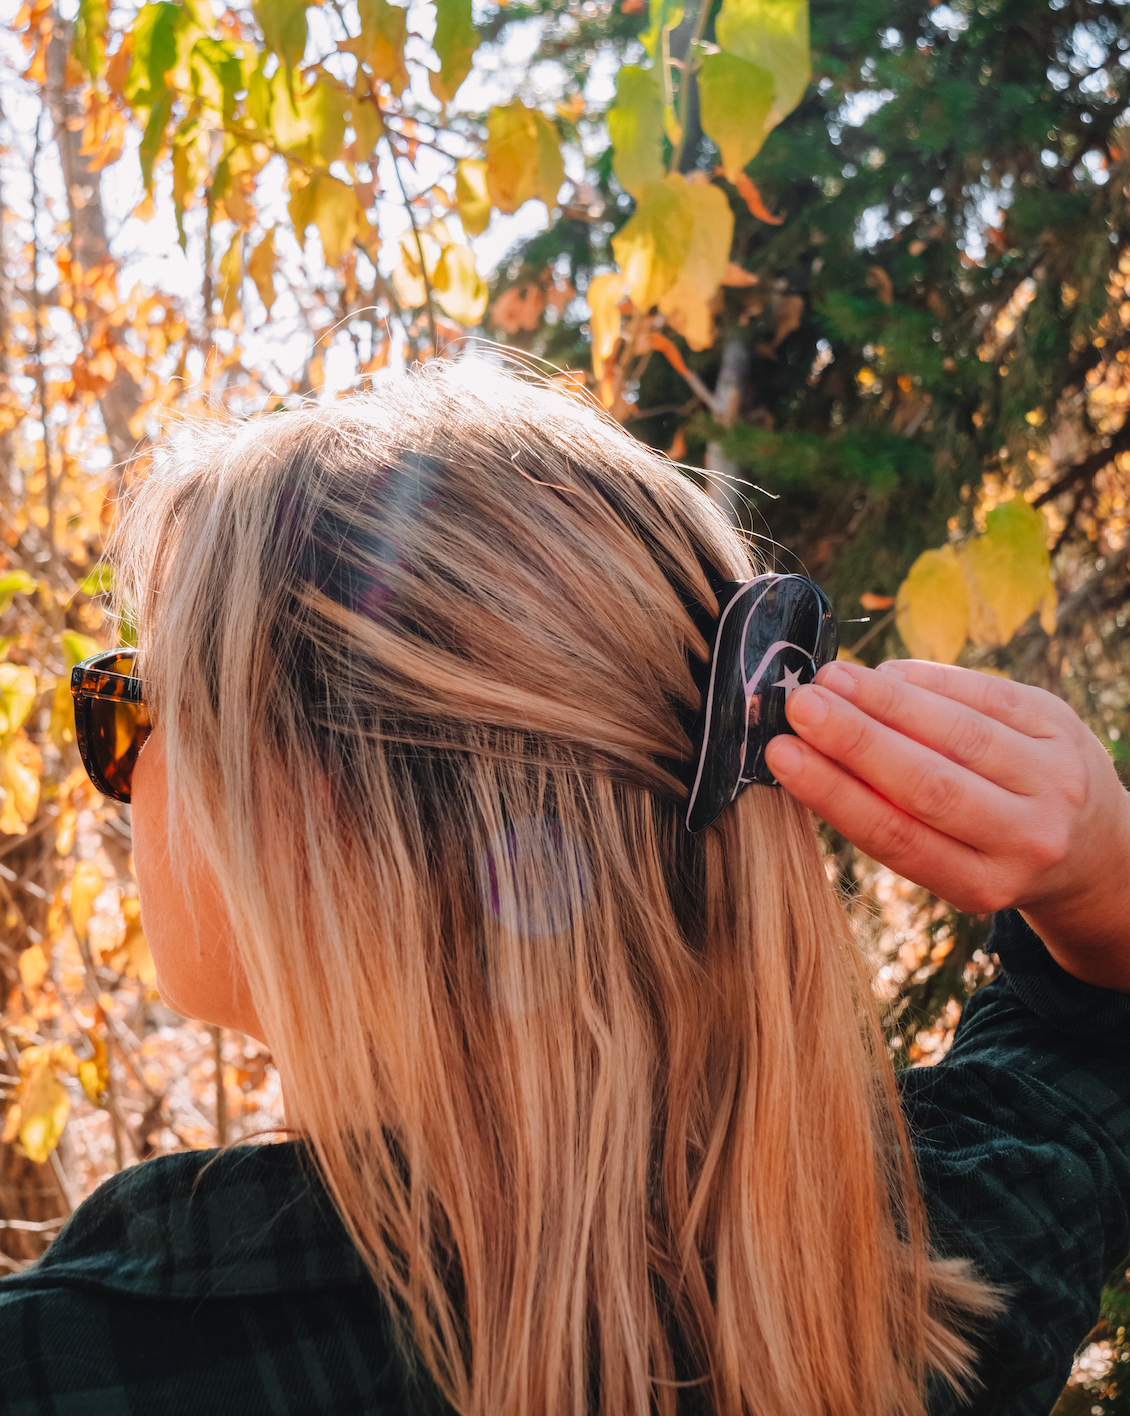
<box><xmin>685</xmin><ymin>574</ymin><xmax>839</xmax><ymax>833</ymax></box>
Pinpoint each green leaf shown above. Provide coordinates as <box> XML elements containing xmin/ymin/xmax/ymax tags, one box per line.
<box><xmin>192</xmin><ymin>36</ymin><xmax>244</xmax><ymax>123</ymax></box>
<box><xmin>76</xmin><ymin>564</ymin><xmax>115</xmax><ymax>597</ymax></box>
<box><xmin>123</xmin><ymin>1</ymin><xmax>179</xmax><ymax>113</ymax></box>
<box><xmin>698</xmin><ymin>51</ymin><xmax>775</xmax><ymax>181</ymax></box>
<box><xmin>254</xmin><ymin>0</ymin><xmax>309</xmax><ymax>74</ymax></box>
<box><xmin>139</xmin><ymin>89</ymin><xmax>174</xmax><ymax>192</ymax></box>
<box><xmin>610</xmin><ymin>173</ymin><xmax>696</xmax><ymax>312</ymax></box>
<box><xmin>349</xmin><ymin>0</ymin><xmax>408</xmax><ymax>96</ymax></box>
<box><xmin>607</xmin><ymin>65</ymin><xmax>665</xmax><ymax>198</ymax></box>
<box><xmin>247</xmin><ymin>51</ymin><xmax>274</xmax><ymax>132</ymax></box>
<box><xmin>73</xmin><ymin>0</ymin><xmax>108</xmax><ymax>80</ymax></box>
<box><xmin>714</xmin><ymin>0</ymin><xmax>810</xmax><ymax>125</ymax></box>
<box><xmin>0</xmin><ymin>572</ymin><xmax>37</xmax><ymax>618</ymax></box>
<box><xmin>430</xmin><ymin>0</ymin><xmax>478</xmax><ymax>105</ymax></box>
<box><xmin>455</xmin><ymin>158</ymin><xmax>491</xmax><ymax>237</ymax></box>
<box><xmin>640</xmin><ymin>0</ymin><xmax>684</xmax><ymax>59</ymax></box>
<box><xmin>485</xmin><ymin>102</ymin><xmax>564</xmax><ymax>214</ymax></box>
<box><xmin>61</xmin><ymin>632</ymin><xmax>102</xmax><ymax>670</ymax></box>
<box><xmin>895</xmin><ymin>545</ymin><xmax>969</xmax><ymax>664</ymax></box>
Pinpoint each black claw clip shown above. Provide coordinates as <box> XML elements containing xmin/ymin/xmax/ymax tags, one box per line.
<box><xmin>685</xmin><ymin>574</ymin><xmax>839</xmax><ymax>833</ymax></box>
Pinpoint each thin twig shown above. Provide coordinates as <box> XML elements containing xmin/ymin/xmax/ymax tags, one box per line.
<box><xmin>845</xmin><ymin>607</ymin><xmax>896</xmax><ymax>657</ymax></box>
<box><xmin>209</xmin><ymin>1024</ymin><xmax>228</xmax><ymax>1147</ymax></box>
<box><xmin>28</xmin><ymin>112</ymin><xmax>55</xmax><ymax>579</ymax></box>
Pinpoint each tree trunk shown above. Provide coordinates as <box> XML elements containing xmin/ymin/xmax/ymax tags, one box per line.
<box><xmin>45</xmin><ymin>15</ymin><xmax>145</xmax><ymax>480</ymax></box>
<box><xmin>705</xmin><ymin>335</ymin><xmax>751</xmax><ymax>527</ymax></box>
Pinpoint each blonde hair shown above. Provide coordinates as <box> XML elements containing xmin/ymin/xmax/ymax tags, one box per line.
<box><xmin>116</xmin><ymin>365</ymin><xmax>994</xmax><ymax>1416</ymax></box>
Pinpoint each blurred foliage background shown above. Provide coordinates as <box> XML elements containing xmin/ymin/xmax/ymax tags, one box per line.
<box><xmin>0</xmin><ymin>0</ymin><xmax>1128</xmax><ymax>1406</ymax></box>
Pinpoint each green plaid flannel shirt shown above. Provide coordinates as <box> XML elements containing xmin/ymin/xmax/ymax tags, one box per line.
<box><xmin>1</xmin><ymin>910</ymin><xmax>1129</xmax><ymax>1416</ymax></box>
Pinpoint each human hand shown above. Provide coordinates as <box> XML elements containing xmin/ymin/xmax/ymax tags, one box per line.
<box><xmin>763</xmin><ymin>660</ymin><xmax>1130</xmax><ymax>992</ymax></box>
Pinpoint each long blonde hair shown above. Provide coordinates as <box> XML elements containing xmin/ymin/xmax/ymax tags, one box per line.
<box><xmin>116</xmin><ymin>365</ymin><xmax>993</xmax><ymax>1416</ymax></box>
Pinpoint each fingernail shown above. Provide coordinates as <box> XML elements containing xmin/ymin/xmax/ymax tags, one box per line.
<box><xmin>766</xmin><ymin>736</ymin><xmax>802</xmax><ymax>776</ymax></box>
<box><xmin>820</xmin><ymin>662</ymin><xmax>856</xmax><ymax>697</ymax></box>
<box><xmin>877</xmin><ymin>660</ymin><xmax>908</xmax><ymax>676</ymax></box>
<box><xmin>786</xmin><ymin>685</ymin><xmax>827</xmax><ymax>727</ymax></box>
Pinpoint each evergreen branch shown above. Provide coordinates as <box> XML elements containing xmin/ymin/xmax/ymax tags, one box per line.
<box><xmin>1032</xmin><ymin>424</ymin><xmax>1130</xmax><ymax>509</ymax></box>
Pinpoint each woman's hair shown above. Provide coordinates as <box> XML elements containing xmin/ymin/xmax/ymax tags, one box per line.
<box><xmin>115</xmin><ymin>364</ymin><xmax>994</xmax><ymax>1416</ymax></box>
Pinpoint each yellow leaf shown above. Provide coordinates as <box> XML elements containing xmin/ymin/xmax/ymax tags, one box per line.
<box><xmin>303</xmin><ymin>82</ymin><xmax>350</xmax><ymax>166</ymax></box>
<box><xmin>698</xmin><ymin>51</ymin><xmax>775</xmax><ymax>180</ymax></box>
<box><xmin>70</xmin><ymin>860</ymin><xmax>104</xmax><ymax>943</ymax></box>
<box><xmin>715</xmin><ymin>0</ymin><xmax>811</xmax><ymax>124</ymax></box>
<box><xmin>486</xmin><ymin>101</ymin><xmax>564</xmax><ymax>214</ymax></box>
<box><xmin>455</xmin><ymin>158</ymin><xmax>491</xmax><ymax>237</ymax></box>
<box><xmin>607</xmin><ymin>65</ymin><xmax>665</xmax><ymax>197</ymax></box>
<box><xmin>432</xmin><ymin>243</ymin><xmax>487</xmax><ymax>325</ymax></box>
<box><xmin>78</xmin><ymin>1032</ymin><xmax>110</xmax><ymax>1103</ymax></box>
<box><xmin>657</xmin><ymin>280</ymin><xmax>714</xmax><ymax>350</ymax></box>
<box><xmin>958</xmin><ymin>498</ymin><xmax>1057</xmax><ymax>647</ymax></box>
<box><xmin>611</xmin><ymin>172</ymin><xmax>726</xmax><ymax>314</ymax></box>
<box><xmin>49</xmin><ymin>629</ymin><xmax>102</xmax><ymax>752</ymax></box>
<box><xmin>17</xmin><ymin>1054</ymin><xmax>70</xmax><ymax>1164</ymax></box>
<box><xmin>895</xmin><ymin>544</ymin><xmax>970</xmax><ymax>664</ymax></box>
<box><xmin>392</xmin><ymin>232</ymin><xmax>429</xmax><ymax>308</ymax></box>
<box><xmin>0</xmin><ymin>663</ymin><xmax>37</xmax><ymax>739</ymax></box>
<box><xmin>128</xmin><ymin>930</ymin><xmax>158</xmax><ymax>987</ymax></box>
<box><xmin>217</xmin><ymin>230</ymin><xmax>244</xmax><ymax>322</ymax></box>
<box><xmin>0</xmin><ymin>569</ymin><xmax>38</xmax><ymax>616</ymax></box>
<box><xmin>586</xmin><ymin>272</ymin><xmax>626</xmax><ymax>380</ymax></box>
<box><xmin>289</xmin><ymin>172</ymin><xmax>359</xmax><ymax>267</ymax></box>
<box><xmin>1</xmin><ymin>1102</ymin><xmax>20</xmax><ymax>1145</ymax></box>
<box><xmin>248</xmin><ymin>228</ymin><xmax>276</xmax><ymax>316</ymax></box>
<box><xmin>1</xmin><ymin>734</ymin><xmax>40</xmax><ymax>833</ymax></box>
<box><xmin>430</xmin><ymin>0</ymin><xmax>478</xmax><ymax>105</ymax></box>
<box><xmin>351</xmin><ymin>91</ymin><xmax>383</xmax><ymax>161</ymax></box>
<box><xmin>348</xmin><ymin>0</ymin><xmax>408</xmax><ymax>95</ymax></box>
<box><xmin>56</xmin><ymin>806</ymin><xmax>77</xmax><ymax>856</ymax></box>
<box><xmin>18</xmin><ymin>943</ymin><xmax>48</xmax><ymax>989</ymax></box>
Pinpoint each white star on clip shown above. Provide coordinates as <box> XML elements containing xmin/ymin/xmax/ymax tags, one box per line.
<box><xmin>773</xmin><ymin>665</ymin><xmax>804</xmax><ymax>698</ymax></box>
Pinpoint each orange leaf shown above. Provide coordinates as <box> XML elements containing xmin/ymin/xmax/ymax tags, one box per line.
<box><xmin>866</xmin><ymin>265</ymin><xmax>894</xmax><ymax>305</ymax></box>
<box><xmin>728</xmin><ymin>171</ymin><xmax>784</xmax><ymax>225</ymax></box>
<box><xmin>648</xmin><ymin>332</ymin><xmax>691</xmax><ymax>383</ymax></box>
<box><xmin>860</xmin><ymin>592</ymin><xmax>895</xmax><ymax>611</ymax></box>
<box><xmin>721</xmin><ymin>262</ymin><xmax>758</xmax><ymax>288</ymax></box>
<box><xmin>490</xmin><ymin>284</ymin><xmax>545</xmax><ymax>335</ymax></box>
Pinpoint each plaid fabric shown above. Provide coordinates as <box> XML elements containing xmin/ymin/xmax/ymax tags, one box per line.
<box><xmin>1</xmin><ymin>911</ymin><xmax>1128</xmax><ymax>1415</ymax></box>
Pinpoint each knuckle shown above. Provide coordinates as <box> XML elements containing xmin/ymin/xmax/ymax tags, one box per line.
<box><xmin>875</xmin><ymin>808</ymin><xmax>920</xmax><ymax>862</ymax></box>
<box><xmin>914</xmin><ymin>764</ymin><xmax>964</xmax><ymax>822</ymax></box>
<box><xmin>945</xmin><ymin>710</ymin><xmax>996</xmax><ymax>769</ymax></box>
<box><xmin>1028</xmin><ymin>825</ymin><xmax>1070</xmax><ymax>872</ymax></box>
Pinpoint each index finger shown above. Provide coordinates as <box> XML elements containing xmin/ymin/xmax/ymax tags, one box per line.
<box><xmin>867</xmin><ymin>660</ymin><xmax>1066</xmax><ymax>740</ymax></box>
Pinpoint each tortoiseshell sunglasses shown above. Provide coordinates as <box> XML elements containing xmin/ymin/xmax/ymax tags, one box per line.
<box><xmin>70</xmin><ymin>649</ymin><xmax>151</xmax><ymax>804</ymax></box>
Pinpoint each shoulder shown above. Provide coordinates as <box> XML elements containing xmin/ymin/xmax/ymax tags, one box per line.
<box><xmin>0</xmin><ymin>1145</ymin><xmax>449</xmax><ymax>1415</ymax></box>
<box><xmin>1</xmin><ymin>1141</ymin><xmax>368</xmax><ymax>1302</ymax></box>
<box><xmin>907</xmin><ymin>912</ymin><xmax>1130</xmax><ymax>1416</ymax></box>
